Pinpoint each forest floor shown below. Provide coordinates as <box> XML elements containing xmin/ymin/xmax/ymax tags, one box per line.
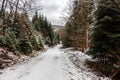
<box><xmin>0</xmin><ymin>44</ymin><xmax>110</xmax><ymax>80</ymax></box>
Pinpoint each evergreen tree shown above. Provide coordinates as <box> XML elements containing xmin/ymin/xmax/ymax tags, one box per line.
<box><xmin>0</xmin><ymin>0</ymin><xmax>43</xmax><ymax>55</ymax></box>
<box><xmin>41</xmin><ymin>17</ymin><xmax>54</xmax><ymax>46</ymax></box>
<box><xmin>62</xmin><ymin>21</ymin><xmax>73</xmax><ymax>47</ymax></box>
<box><xmin>32</xmin><ymin>12</ymin><xmax>55</xmax><ymax>46</ymax></box>
<box><xmin>32</xmin><ymin>10</ymin><xmax>39</xmax><ymax>24</ymax></box>
<box><xmin>32</xmin><ymin>11</ymin><xmax>40</xmax><ymax>31</ymax></box>
<box><xmin>0</xmin><ymin>11</ymin><xmax>44</xmax><ymax>55</ymax></box>
<box><xmin>87</xmin><ymin>0</ymin><xmax>120</xmax><ymax>77</ymax></box>
<box><xmin>21</xmin><ymin>11</ymin><xmax>43</xmax><ymax>53</ymax></box>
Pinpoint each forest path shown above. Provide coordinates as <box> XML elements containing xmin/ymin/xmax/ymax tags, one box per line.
<box><xmin>0</xmin><ymin>44</ymin><xmax>109</xmax><ymax>80</ymax></box>
<box><xmin>18</xmin><ymin>45</ymin><xmax>68</xmax><ymax>80</ymax></box>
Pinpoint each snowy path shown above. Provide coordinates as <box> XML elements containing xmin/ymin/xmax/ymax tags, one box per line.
<box><xmin>0</xmin><ymin>45</ymin><xmax>109</xmax><ymax>80</ymax></box>
<box><xmin>18</xmin><ymin>45</ymin><xmax>68</xmax><ymax>80</ymax></box>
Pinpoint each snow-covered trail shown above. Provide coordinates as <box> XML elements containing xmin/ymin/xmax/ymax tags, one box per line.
<box><xmin>0</xmin><ymin>45</ymin><xmax>69</xmax><ymax>80</ymax></box>
<box><xmin>0</xmin><ymin>44</ymin><xmax>109</xmax><ymax>80</ymax></box>
<box><xmin>18</xmin><ymin>45</ymin><xmax>68</xmax><ymax>80</ymax></box>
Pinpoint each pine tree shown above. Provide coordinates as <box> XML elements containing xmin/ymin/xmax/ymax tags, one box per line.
<box><xmin>87</xmin><ymin>0</ymin><xmax>120</xmax><ymax>77</ymax></box>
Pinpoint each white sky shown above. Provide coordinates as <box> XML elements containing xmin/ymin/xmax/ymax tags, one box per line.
<box><xmin>40</xmin><ymin>0</ymin><xmax>69</xmax><ymax>25</ymax></box>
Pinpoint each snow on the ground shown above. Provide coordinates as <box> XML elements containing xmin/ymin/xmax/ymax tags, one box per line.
<box><xmin>0</xmin><ymin>48</ymin><xmax>29</xmax><ymax>69</ymax></box>
<box><xmin>0</xmin><ymin>44</ymin><xmax>110</xmax><ymax>80</ymax></box>
<box><xmin>63</xmin><ymin>49</ymin><xmax>109</xmax><ymax>80</ymax></box>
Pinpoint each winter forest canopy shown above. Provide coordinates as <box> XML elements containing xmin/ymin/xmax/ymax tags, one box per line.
<box><xmin>0</xmin><ymin>0</ymin><xmax>120</xmax><ymax>80</ymax></box>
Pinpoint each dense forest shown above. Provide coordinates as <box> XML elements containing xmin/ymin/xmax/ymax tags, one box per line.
<box><xmin>0</xmin><ymin>0</ymin><xmax>59</xmax><ymax>55</ymax></box>
<box><xmin>0</xmin><ymin>0</ymin><xmax>120</xmax><ymax>80</ymax></box>
<box><xmin>61</xmin><ymin>0</ymin><xmax>120</xmax><ymax>79</ymax></box>
<box><xmin>0</xmin><ymin>0</ymin><xmax>60</xmax><ymax>69</ymax></box>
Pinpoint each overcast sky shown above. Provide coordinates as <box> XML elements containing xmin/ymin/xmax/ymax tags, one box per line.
<box><xmin>40</xmin><ymin>0</ymin><xmax>69</xmax><ymax>26</ymax></box>
<box><xmin>0</xmin><ymin>0</ymin><xmax>70</xmax><ymax>25</ymax></box>
<box><xmin>0</xmin><ymin>0</ymin><xmax>69</xmax><ymax>25</ymax></box>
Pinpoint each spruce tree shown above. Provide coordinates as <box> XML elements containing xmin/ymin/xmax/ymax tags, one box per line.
<box><xmin>0</xmin><ymin>1</ymin><xmax>43</xmax><ymax>55</ymax></box>
<box><xmin>38</xmin><ymin>15</ymin><xmax>55</xmax><ymax>46</ymax></box>
<box><xmin>32</xmin><ymin>12</ymin><xmax>56</xmax><ymax>46</ymax></box>
<box><xmin>42</xmin><ymin>17</ymin><xmax>54</xmax><ymax>46</ymax></box>
<box><xmin>32</xmin><ymin>11</ymin><xmax>40</xmax><ymax>31</ymax></box>
<box><xmin>32</xmin><ymin>11</ymin><xmax>39</xmax><ymax>24</ymax></box>
<box><xmin>87</xmin><ymin>0</ymin><xmax>120</xmax><ymax>76</ymax></box>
